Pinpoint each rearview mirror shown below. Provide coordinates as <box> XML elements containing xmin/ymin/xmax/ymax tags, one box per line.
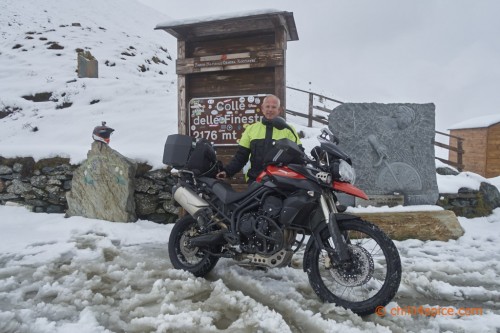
<box><xmin>271</xmin><ymin>116</ymin><xmax>288</xmax><ymax>130</ymax></box>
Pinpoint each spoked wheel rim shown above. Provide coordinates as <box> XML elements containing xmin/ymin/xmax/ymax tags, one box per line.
<box><xmin>178</xmin><ymin>227</ymin><xmax>204</xmax><ymax>266</ymax></box>
<box><xmin>169</xmin><ymin>215</ymin><xmax>221</xmax><ymax>277</ymax></box>
<box><xmin>318</xmin><ymin>227</ymin><xmax>391</xmax><ymax>303</ymax></box>
<box><xmin>327</xmin><ymin>244</ymin><xmax>374</xmax><ymax>287</ymax></box>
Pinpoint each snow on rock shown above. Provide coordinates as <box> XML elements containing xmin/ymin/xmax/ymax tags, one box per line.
<box><xmin>436</xmin><ymin>171</ymin><xmax>491</xmax><ymax>194</ymax></box>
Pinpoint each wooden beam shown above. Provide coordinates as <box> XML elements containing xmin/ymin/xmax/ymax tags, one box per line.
<box><xmin>435</xmin><ymin>130</ymin><xmax>465</xmax><ymax>140</ymax></box>
<box><xmin>176</xmin><ymin>50</ymin><xmax>284</xmax><ymax>75</ymax></box>
<box><xmin>308</xmin><ymin>93</ymin><xmax>313</xmax><ymax>127</ymax></box>
<box><xmin>434</xmin><ymin>141</ymin><xmax>464</xmax><ymax>153</ymax></box>
<box><xmin>313</xmin><ymin>105</ymin><xmax>334</xmax><ymax>113</ymax></box>
<box><xmin>275</xmin><ymin>27</ymin><xmax>287</xmax><ymax>112</ymax></box>
<box><xmin>285</xmin><ymin>109</ymin><xmax>329</xmax><ymax>125</ymax></box>
<box><xmin>286</xmin><ymin>86</ymin><xmax>344</xmax><ymax>104</ymax></box>
<box><xmin>178</xmin><ymin>40</ymin><xmax>187</xmax><ymax>134</ymax></box>
<box><xmin>435</xmin><ymin>157</ymin><xmax>463</xmax><ymax>170</ymax></box>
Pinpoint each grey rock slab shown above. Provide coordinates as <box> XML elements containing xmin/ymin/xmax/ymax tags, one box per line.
<box><xmin>329</xmin><ymin>103</ymin><xmax>439</xmax><ymax>205</ymax></box>
<box><xmin>66</xmin><ymin>141</ymin><xmax>137</xmax><ymax>222</ymax></box>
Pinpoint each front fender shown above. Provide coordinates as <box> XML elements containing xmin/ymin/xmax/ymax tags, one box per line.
<box><xmin>333</xmin><ymin>181</ymin><xmax>369</xmax><ymax>200</ymax></box>
<box><xmin>303</xmin><ymin>213</ymin><xmax>360</xmax><ymax>272</ymax></box>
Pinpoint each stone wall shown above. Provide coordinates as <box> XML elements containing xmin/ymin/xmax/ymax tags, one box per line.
<box><xmin>435</xmin><ymin>167</ymin><xmax>500</xmax><ymax>218</ymax></box>
<box><xmin>0</xmin><ymin>156</ymin><xmax>178</xmax><ymax>223</ymax></box>
<box><xmin>437</xmin><ymin>182</ymin><xmax>500</xmax><ymax>218</ymax></box>
<box><xmin>2</xmin><ymin>157</ymin><xmax>499</xmax><ymax>222</ymax></box>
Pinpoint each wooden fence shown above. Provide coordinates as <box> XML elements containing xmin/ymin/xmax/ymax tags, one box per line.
<box><xmin>434</xmin><ymin>131</ymin><xmax>464</xmax><ymax>171</ymax></box>
<box><xmin>286</xmin><ymin>86</ymin><xmax>342</xmax><ymax>126</ymax></box>
<box><xmin>285</xmin><ymin>86</ymin><xmax>464</xmax><ymax>171</ymax></box>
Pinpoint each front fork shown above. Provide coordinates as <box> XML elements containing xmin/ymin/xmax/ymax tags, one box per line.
<box><xmin>319</xmin><ymin>192</ymin><xmax>351</xmax><ymax>262</ymax></box>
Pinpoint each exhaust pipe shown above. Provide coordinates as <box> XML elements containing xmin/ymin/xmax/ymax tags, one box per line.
<box><xmin>189</xmin><ymin>232</ymin><xmax>226</xmax><ymax>247</ymax></box>
<box><xmin>173</xmin><ymin>186</ymin><xmax>209</xmax><ymax>217</ymax></box>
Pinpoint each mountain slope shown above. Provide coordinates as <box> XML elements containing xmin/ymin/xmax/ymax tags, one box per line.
<box><xmin>0</xmin><ymin>0</ymin><xmax>177</xmax><ymax>168</ymax></box>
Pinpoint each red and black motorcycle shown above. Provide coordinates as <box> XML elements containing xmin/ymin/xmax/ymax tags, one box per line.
<box><xmin>163</xmin><ymin>117</ymin><xmax>401</xmax><ymax>316</ymax></box>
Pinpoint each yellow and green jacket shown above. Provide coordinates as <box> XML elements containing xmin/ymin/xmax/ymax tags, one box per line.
<box><xmin>224</xmin><ymin>118</ymin><xmax>302</xmax><ymax>182</ymax></box>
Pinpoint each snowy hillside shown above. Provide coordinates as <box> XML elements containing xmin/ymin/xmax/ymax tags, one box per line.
<box><xmin>0</xmin><ymin>0</ymin><xmax>323</xmax><ymax>169</ymax></box>
<box><xmin>0</xmin><ymin>0</ymin><xmax>177</xmax><ymax>168</ymax></box>
<box><xmin>1</xmin><ymin>1</ymin><xmax>500</xmax><ymax>332</ymax></box>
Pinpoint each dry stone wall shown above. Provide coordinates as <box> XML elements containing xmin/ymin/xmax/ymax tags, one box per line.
<box><xmin>1</xmin><ymin>157</ymin><xmax>498</xmax><ymax>222</ymax></box>
<box><xmin>437</xmin><ymin>182</ymin><xmax>500</xmax><ymax>218</ymax></box>
<box><xmin>0</xmin><ymin>156</ymin><xmax>178</xmax><ymax>223</ymax></box>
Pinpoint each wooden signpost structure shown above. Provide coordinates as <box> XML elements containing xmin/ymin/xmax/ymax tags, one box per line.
<box><xmin>155</xmin><ymin>10</ymin><xmax>298</xmax><ymax>188</ymax></box>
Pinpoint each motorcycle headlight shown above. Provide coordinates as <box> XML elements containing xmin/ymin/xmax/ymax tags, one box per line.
<box><xmin>332</xmin><ymin>160</ymin><xmax>356</xmax><ymax>184</ymax></box>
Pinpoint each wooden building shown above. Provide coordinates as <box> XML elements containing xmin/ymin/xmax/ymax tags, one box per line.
<box><xmin>448</xmin><ymin>115</ymin><xmax>500</xmax><ymax>178</ymax></box>
<box><xmin>155</xmin><ymin>11</ymin><xmax>298</xmax><ymax>187</ymax></box>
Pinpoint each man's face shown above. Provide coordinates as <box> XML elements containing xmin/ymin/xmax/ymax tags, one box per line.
<box><xmin>262</xmin><ymin>97</ymin><xmax>281</xmax><ymax>120</ymax></box>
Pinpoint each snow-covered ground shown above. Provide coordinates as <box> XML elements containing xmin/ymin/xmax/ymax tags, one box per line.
<box><xmin>0</xmin><ymin>204</ymin><xmax>499</xmax><ymax>333</ymax></box>
<box><xmin>1</xmin><ymin>0</ymin><xmax>500</xmax><ymax>332</ymax></box>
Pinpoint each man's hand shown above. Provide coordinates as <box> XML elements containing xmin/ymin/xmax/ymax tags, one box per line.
<box><xmin>216</xmin><ymin>171</ymin><xmax>227</xmax><ymax>179</ymax></box>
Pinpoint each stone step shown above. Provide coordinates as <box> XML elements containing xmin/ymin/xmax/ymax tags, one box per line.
<box><xmin>351</xmin><ymin>210</ymin><xmax>464</xmax><ymax>241</ymax></box>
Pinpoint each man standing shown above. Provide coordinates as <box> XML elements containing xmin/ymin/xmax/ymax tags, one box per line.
<box><xmin>217</xmin><ymin>94</ymin><xmax>301</xmax><ymax>183</ymax></box>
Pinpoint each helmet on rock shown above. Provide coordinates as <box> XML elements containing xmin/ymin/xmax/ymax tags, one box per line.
<box><xmin>92</xmin><ymin>121</ymin><xmax>114</xmax><ymax>144</ymax></box>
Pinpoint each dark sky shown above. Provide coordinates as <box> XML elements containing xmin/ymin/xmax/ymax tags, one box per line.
<box><xmin>142</xmin><ymin>0</ymin><xmax>500</xmax><ymax>132</ymax></box>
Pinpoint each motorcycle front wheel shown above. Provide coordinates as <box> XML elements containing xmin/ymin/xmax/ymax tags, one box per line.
<box><xmin>168</xmin><ymin>215</ymin><xmax>220</xmax><ymax>277</ymax></box>
<box><xmin>304</xmin><ymin>218</ymin><xmax>401</xmax><ymax>316</ymax></box>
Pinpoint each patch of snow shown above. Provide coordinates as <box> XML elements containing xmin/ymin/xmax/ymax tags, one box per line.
<box><xmin>448</xmin><ymin>114</ymin><xmax>500</xmax><ymax>130</ymax></box>
<box><xmin>156</xmin><ymin>8</ymin><xmax>283</xmax><ymax>29</ymax></box>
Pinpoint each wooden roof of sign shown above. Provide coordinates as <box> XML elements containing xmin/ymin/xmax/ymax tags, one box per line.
<box><xmin>155</xmin><ymin>10</ymin><xmax>298</xmax><ymax>42</ymax></box>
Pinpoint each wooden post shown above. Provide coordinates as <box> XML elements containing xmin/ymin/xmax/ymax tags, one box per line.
<box><xmin>177</xmin><ymin>41</ymin><xmax>187</xmax><ymax>135</ymax></box>
<box><xmin>457</xmin><ymin>138</ymin><xmax>464</xmax><ymax>171</ymax></box>
<box><xmin>308</xmin><ymin>92</ymin><xmax>313</xmax><ymax>128</ymax></box>
<box><xmin>275</xmin><ymin>26</ymin><xmax>287</xmax><ymax>114</ymax></box>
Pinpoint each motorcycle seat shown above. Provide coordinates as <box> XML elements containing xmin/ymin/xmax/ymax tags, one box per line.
<box><xmin>198</xmin><ymin>177</ymin><xmax>262</xmax><ymax>204</ymax></box>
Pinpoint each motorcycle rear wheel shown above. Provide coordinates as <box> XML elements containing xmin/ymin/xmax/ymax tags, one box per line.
<box><xmin>304</xmin><ymin>218</ymin><xmax>401</xmax><ymax>316</ymax></box>
<box><xmin>168</xmin><ymin>215</ymin><xmax>220</xmax><ymax>277</ymax></box>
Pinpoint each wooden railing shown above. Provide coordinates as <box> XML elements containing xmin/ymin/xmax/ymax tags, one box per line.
<box><xmin>434</xmin><ymin>131</ymin><xmax>464</xmax><ymax>171</ymax></box>
<box><xmin>285</xmin><ymin>86</ymin><xmax>343</xmax><ymax>127</ymax></box>
<box><xmin>285</xmin><ymin>86</ymin><xmax>465</xmax><ymax>171</ymax></box>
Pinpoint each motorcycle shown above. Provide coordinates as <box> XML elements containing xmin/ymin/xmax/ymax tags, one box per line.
<box><xmin>163</xmin><ymin>117</ymin><xmax>401</xmax><ymax>316</ymax></box>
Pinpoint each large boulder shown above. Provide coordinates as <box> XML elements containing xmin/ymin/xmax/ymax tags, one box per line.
<box><xmin>481</xmin><ymin>182</ymin><xmax>500</xmax><ymax>211</ymax></box>
<box><xmin>437</xmin><ymin>182</ymin><xmax>500</xmax><ymax>218</ymax></box>
<box><xmin>66</xmin><ymin>141</ymin><xmax>137</xmax><ymax>222</ymax></box>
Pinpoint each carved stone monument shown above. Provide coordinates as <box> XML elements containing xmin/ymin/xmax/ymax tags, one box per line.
<box><xmin>328</xmin><ymin>103</ymin><xmax>439</xmax><ymax>206</ymax></box>
<box><xmin>66</xmin><ymin>141</ymin><xmax>137</xmax><ymax>222</ymax></box>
